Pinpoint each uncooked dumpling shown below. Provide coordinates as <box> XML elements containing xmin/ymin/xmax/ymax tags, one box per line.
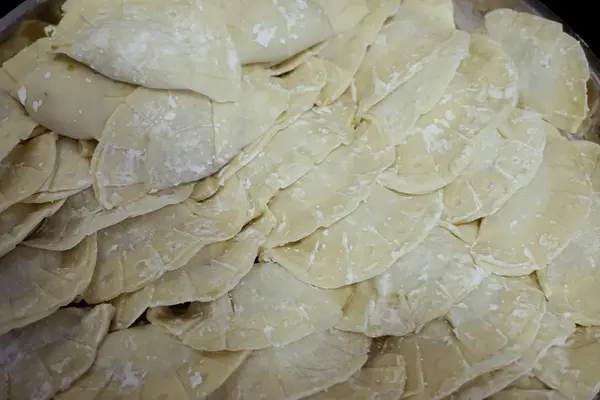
<box><xmin>336</xmin><ymin>226</ymin><xmax>488</xmax><ymax>337</ymax></box>
<box><xmin>110</xmin><ymin>211</ymin><xmax>276</xmax><ymax>330</ymax></box>
<box><xmin>533</xmin><ymin>326</ymin><xmax>600</xmax><ymax>400</ymax></box>
<box><xmin>53</xmin><ymin>0</ymin><xmax>242</xmax><ymax>102</ymax></box>
<box><xmin>471</xmin><ymin>132</ymin><xmax>599</xmax><ymax>276</ymax></box>
<box><xmin>443</xmin><ymin>109</ymin><xmax>547</xmax><ymax>224</ymax></box>
<box><xmin>0</xmin><ymin>235</ymin><xmax>97</xmax><ymax>335</ymax></box>
<box><xmin>485</xmin><ymin>9</ymin><xmax>589</xmax><ymax>133</ymax></box>
<box><xmin>0</xmin><ymin>200</ymin><xmax>64</xmax><ymax>258</ymax></box>
<box><xmin>24</xmin><ymin>185</ymin><xmax>192</xmax><ymax>251</ymax></box>
<box><xmin>0</xmin><ymin>132</ymin><xmax>56</xmax><ymax>213</ymax></box>
<box><xmin>55</xmin><ymin>324</ymin><xmax>249</xmax><ymax>400</ymax></box>
<box><xmin>0</xmin><ymin>90</ymin><xmax>38</xmax><ymax>161</ymax></box>
<box><xmin>207</xmin><ymin>329</ymin><xmax>371</xmax><ymax>400</ymax></box>
<box><xmin>263</xmin><ymin>183</ymin><xmax>442</xmax><ymax>288</ymax></box>
<box><xmin>83</xmin><ymin>177</ymin><xmax>251</xmax><ymax>304</ymax></box>
<box><xmin>148</xmin><ymin>262</ymin><xmax>350</xmax><ymax>351</ymax></box>
<box><xmin>489</xmin><ymin>376</ymin><xmax>568</xmax><ymax>400</ymax></box>
<box><xmin>0</xmin><ymin>304</ymin><xmax>114</xmax><ymax>400</ymax></box>
<box><xmin>378</xmin><ymin>34</ymin><xmax>519</xmax><ymax>195</ymax></box>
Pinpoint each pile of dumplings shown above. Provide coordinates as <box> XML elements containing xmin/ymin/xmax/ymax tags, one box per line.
<box><xmin>2</xmin><ymin>0</ymin><xmax>600</xmax><ymax>399</ymax></box>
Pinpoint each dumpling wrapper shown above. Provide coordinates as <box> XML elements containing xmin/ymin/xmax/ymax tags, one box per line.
<box><xmin>533</xmin><ymin>326</ymin><xmax>600</xmax><ymax>400</ymax></box>
<box><xmin>443</xmin><ymin>109</ymin><xmax>548</xmax><ymax>224</ymax></box>
<box><xmin>378</xmin><ymin>33</ymin><xmax>519</xmax><ymax>195</ymax></box>
<box><xmin>110</xmin><ymin>211</ymin><xmax>276</xmax><ymax>330</ymax></box>
<box><xmin>385</xmin><ymin>275</ymin><xmax>546</xmax><ymax>400</ymax></box>
<box><xmin>485</xmin><ymin>9</ymin><xmax>589</xmax><ymax>133</ymax></box>
<box><xmin>77</xmin><ymin>139</ymin><xmax>97</xmax><ymax>158</ymax></box>
<box><xmin>53</xmin><ymin>0</ymin><xmax>242</xmax><ymax>102</ymax></box>
<box><xmin>471</xmin><ymin>132</ymin><xmax>599</xmax><ymax>276</ymax></box>
<box><xmin>315</xmin><ymin>0</ymin><xmax>369</xmax><ymax>33</ymax></box>
<box><xmin>262</xmin><ymin>183</ymin><xmax>443</xmax><ymax>289</ymax></box>
<box><xmin>0</xmin><ymin>200</ymin><xmax>64</xmax><ymax>258</ymax></box>
<box><xmin>0</xmin><ymin>235</ymin><xmax>97</xmax><ymax>335</ymax></box>
<box><xmin>489</xmin><ymin>376</ymin><xmax>568</xmax><ymax>400</ymax></box>
<box><xmin>207</xmin><ymin>329</ymin><xmax>371</xmax><ymax>400</ymax></box>
<box><xmin>264</xmin><ymin>122</ymin><xmax>395</xmax><ymax>248</ymax></box>
<box><xmin>148</xmin><ymin>262</ymin><xmax>350</xmax><ymax>351</ymax></box>
<box><xmin>266</xmin><ymin>41</ymin><xmax>329</xmax><ymax>76</ymax></box>
<box><xmin>0</xmin><ymin>133</ymin><xmax>57</xmax><ymax>213</ymax></box>
<box><xmin>55</xmin><ymin>324</ymin><xmax>249</xmax><ymax>400</ymax></box>
<box><xmin>336</xmin><ymin>226</ymin><xmax>488</xmax><ymax>337</ymax></box>
<box><xmin>0</xmin><ymin>90</ymin><xmax>39</xmax><ymax>161</ymax></box>
<box><xmin>83</xmin><ymin>177</ymin><xmax>251</xmax><ymax>304</ymax></box>
<box><xmin>24</xmin><ymin>185</ymin><xmax>193</xmax><ymax>251</ymax></box>
<box><xmin>0</xmin><ymin>304</ymin><xmax>114</xmax><ymax>400</ymax></box>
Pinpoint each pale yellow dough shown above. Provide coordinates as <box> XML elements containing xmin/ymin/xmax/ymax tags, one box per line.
<box><xmin>0</xmin><ymin>304</ymin><xmax>114</xmax><ymax>400</ymax></box>
<box><xmin>489</xmin><ymin>376</ymin><xmax>568</xmax><ymax>400</ymax></box>
<box><xmin>55</xmin><ymin>324</ymin><xmax>249</xmax><ymax>400</ymax></box>
<box><xmin>0</xmin><ymin>90</ymin><xmax>38</xmax><ymax>161</ymax></box>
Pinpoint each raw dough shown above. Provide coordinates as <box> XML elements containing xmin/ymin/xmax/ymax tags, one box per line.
<box><xmin>378</xmin><ymin>34</ymin><xmax>519</xmax><ymax>195</ymax></box>
<box><xmin>207</xmin><ymin>329</ymin><xmax>371</xmax><ymax>400</ymax></box>
<box><xmin>55</xmin><ymin>324</ymin><xmax>249</xmax><ymax>400</ymax></box>
<box><xmin>53</xmin><ymin>0</ymin><xmax>242</xmax><ymax>102</ymax></box>
<box><xmin>485</xmin><ymin>9</ymin><xmax>589</xmax><ymax>133</ymax></box>
<box><xmin>0</xmin><ymin>304</ymin><xmax>114</xmax><ymax>400</ymax></box>
<box><xmin>0</xmin><ymin>235</ymin><xmax>97</xmax><ymax>335</ymax></box>
<box><xmin>110</xmin><ymin>211</ymin><xmax>276</xmax><ymax>330</ymax></box>
<box><xmin>315</xmin><ymin>0</ymin><xmax>369</xmax><ymax>33</ymax></box>
<box><xmin>0</xmin><ymin>90</ymin><xmax>38</xmax><ymax>161</ymax></box>
<box><xmin>442</xmin><ymin>109</ymin><xmax>547</xmax><ymax>224</ymax></box>
<box><xmin>262</xmin><ymin>183</ymin><xmax>443</xmax><ymax>288</ymax></box>
<box><xmin>533</xmin><ymin>326</ymin><xmax>600</xmax><ymax>400</ymax></box>
<box><xmin>489</xmin><ymin>376</ymin><xmax>568</xmax><ymax>400</ymax></box>
<box><xmin>77</xmin><ymin>139</ymin><xmax>96</xmax><ymax>157</ymax></box>
<box><xmin>336</xmin><ymin>226</ymin><xmax>488</xmax><ymax>337</ymax></box>
<box><xmin>471</xmin><ymin>133</ymin><xmax>600</xmax><ymax>276</ymax></box>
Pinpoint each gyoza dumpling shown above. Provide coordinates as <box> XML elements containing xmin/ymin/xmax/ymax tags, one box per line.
<box><xmin>0</xmin><ymin>90</ymin><xmax>39</xmax><ymax>161</ymax></box>
<box><xmin>207</xmin><ymin>329</ymin><xmax>371</xmax><ymax>400</ymax></box>
<box><xmin>485</xmin><ymin>9</ymin><xmax>589</xmax><ymax>133</ymax></box>
<box><xmin>53</xmin><ymin>0</ymin><xmax>242</xmax><ymax>102</ymax></box>
<box><xmin>55</xmin><ymin>325</ymin><xmax>249</xmax><ymax>400</ymax></box>
<box><xmin>0</xmin><ymin>304</ymin><xmax>114</xmax><ymax>400</ymax></box>
<box><xmin>0</xmin><ymin>236</ymin><xmax>97</xmax><ymax>335</ymax></box>
<box><xmin>148</xmin><ymin>262</ymin><xmax>350</xmax><ymax>351</ymax></box>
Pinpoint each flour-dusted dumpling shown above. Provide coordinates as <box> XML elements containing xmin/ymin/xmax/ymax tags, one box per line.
<box><xmin>148</xmin><ymin>262</ymin><xmax>350</xmax><ymax>351</ymax></box>
<box><xmin>378</xmin><ymin>34</ymin><xmax>519</xmax><ymax>195</ymax></box>
<box><xmin>315</xmin><ymin>0</ymin><xmax>369</xmax><ymax>33</ymax></box>
<box><xmin>25</xmin><ymin>137</ymin><xmax>92</xmax><ymax>203</ymax></box>
<box><xmin>485</xmin><ymin>9</ymin><xmax>589</xmax><ymax>133</ymax></box>
<box><xmin>449</xmin><ymin>311</ymin><xmax>575</xmax><ymax>400</ymax></box>
<box><xmin>208</xmin><ymin>329</ymin><xmax>371</xmax><ymax>400</ymax></box>
<box><xmin>533</xmin><ymin>326</ymin><xmax>600</xmax><ymax>400</ymax></box>
<box><xmin>53</xmin><ymin>0</ymin><xmax>242</xmax><ymax>102</ymax></box>
<box><xmin>0</xmin><ymin>133</ymin><xmax>56</xmax><ymax>213</ymax></box>
<box><xmin>336</xmin><ymin>226</ymin><xmax>488</xmax><ymax>337</ymax></box>
<box><xmin>443</xmin><ymin>109</ymin><xmax>547</xmax><ymax>224</ymax></box>
<box><xmin>263</xmin><ymin>184</ymin><xmax>442</xmax><ymax>288</ymax></box>
<box><xmin>0</xmin><ymin>304</ymin><xmax>113</xmax><ymax>400</ymax></box>
<box><xmin>0</xmin><ymin>90</ymin><xmax>39</xmax><ymax>161</ymax></box>
<box><xmin>0</xmin><ymin>200</ymin><xmax>64</xmax><ymax>258</ymax></box>
<box><xmin>110</xmin><ymin>211</ymin><xmax>276</xmax><ymax>330</ymax></box>
<box><xmin>264</xmin><ymin>122</ymin><xmax>394</xmax><ymax>248</ymax></box>
<box><xmin>471</xmin><ymin>133</ymin><xmax>599</xmax><ymax>276</ymax></box>
<box><xmin>83</xmin><ymin>177</ymin><xmax>251</xmax><ymax>304</ymax></box>
<box><xmin>55</xmin><ymin>324</ymin><xmax>249</xmax><ymax>400</ymax></box>
<box><xmin>440</xmin><ymin>219</ymin><xmax>480</xmax><ymax>245</ymax></box>
<box><xmin>0</xmin><ymin>236</ymin><xmax>97</xmax><ymax>335</ymax></box>
<box><xmin>24</xmin><ymin>185</ymin><xmax>192</xmax><ymax>251</ymax></box>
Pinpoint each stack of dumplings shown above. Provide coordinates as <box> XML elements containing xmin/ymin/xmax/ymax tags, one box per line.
<box><xmin>1</xmin><ymin>0</ymin><xmax>600</xmax><ymax>399</ymax></box>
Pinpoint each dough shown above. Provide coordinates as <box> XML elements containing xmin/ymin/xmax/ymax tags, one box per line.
<box><xmin>485</xmin><ymin>9</ymin><xmax>589</xmax><ymax>133</ymax></box>
<box><xmin>315</xmin><ymin>0</ymin><xmax>369</xmax><ymax>33</ymax></box>
<box><xmin>0</xmin><ymin>133</ymin><xmax>57</xmax><ymax>213</ymax></box>
<box><xmin>77</xmin><ymin>139</ymin><xmax>96</xmax><ymax>158</ymax></box>
<box><xmin>378</xmin><ymin>34</ymin><xmax>519</xmax><ymax>194</ymax></box>
<box><xmin>0</xmin><ymin>200</ymin><xmax>64</xmax><ymax>258</ymax></box>
<box><xmin>471</xmin><ymin>133</ymin><xmax>599</xmax><ymax>276</ymax></box>
<box><xmin>489</xmin><ymin>377</ymin><xmax>568</xmax><ymax>400</ymax></box>
<box><xmin>264</xmin><ymin>122</ymin><xmax>395</xmax><ymax>248</ymax></box>
<box><xmin>24</xmin><ymin>185</ymin><xmax>192</xmax><ymax>251</ymax></box>
<box><xmin>55</xmin><ymin>324</ymin><xmax>249</xmax><ymax>400</ymax></box>
<box><xmin>439</xmin><ymin>219</ymin><xmax>480</xmax><ymax>245</ymax></box>
<box><xmin>443</xmin><ymin>109</ymin><xmax>547</xmax><ymax>224</ymax></box>
<box><xmin>0</xmin><ymin>90</ymin><xmax>38</xmax><ymax>161</ymax></box>
<box><xmin>262</xmin><ymin>183</ymin><xmax>443</xmax><ymax>288</ymax></box>
<box><xmin>533</xmin><ymin>326</ymin><xmax>600</xmax><ymax>400</ymax></box>
<box><xmin>0</xmin><ymin>304</ymin><xmax>114</xmax><ymax>400</ymax></box>
<box><xmin>0</xmin><ymin>235</ymin><xmax>97</xmax><ymax>335</ymax></box>
<box><xmin>110</xmin><ymin>211</ymin><xmax>276</xmax><ymax>330</ymax></box>
<box><xmin>402</xmin><ymin>0</ymin><xmax>456</xmax><ymax>31</ymax></box>
<box><xmin>207</xmin><ymin>329</ymin><xmax>371</xmax><ymax>400</ymax></box>
<box><xmin>53</xmin><ymin>0</ymin><xmax>242</xmax><ymax>102</ymax></box>
<box><xmin>266</xmin><ymin>41</ymin><xmax>329</xmax><ymax>75</ymax></box>
<box><xmin>336</xmin><ymin>226</ymin><xmax>488</xmax><ymax>337</ymax></box>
